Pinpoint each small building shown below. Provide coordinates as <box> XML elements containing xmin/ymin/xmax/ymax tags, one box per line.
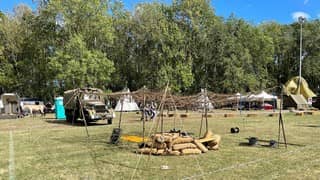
<box><xmin>0</xmin><ymin>93</ymin><xmax>20</xmax><ymax>115</ymax></box>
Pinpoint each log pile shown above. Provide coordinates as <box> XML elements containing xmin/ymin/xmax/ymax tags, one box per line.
<box><xmin>136</xmin><ymin>130</ymin><xmax>221</xmax><ymax>156</ymax></box>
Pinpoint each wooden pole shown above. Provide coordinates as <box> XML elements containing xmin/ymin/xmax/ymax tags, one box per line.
<box><xmin>118</xmin><ymin>98</ymin><xmax>124</xmax><ymax>129</ymax></box>
<box><xmin>78</xmin><ymin>93</ymin><xmax>89</xmax><ymax>137</ymax></box>
<box><xmin>205</xmin><ymin>88</ymin><xmax>209</xmax><ymax>132</ymax></box>
<box><xmin>142</xmin><ymin>86</ymin><xmax>146</xmax><ymax>143</ymax></box>
<box><xmin>278</xmin><ymin>86</ymin><xmax>287</xmax><ymax>149</ymax></box>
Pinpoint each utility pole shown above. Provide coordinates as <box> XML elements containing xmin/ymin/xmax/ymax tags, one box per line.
<box><xmin>298</xmin><ymin>16</ymin><xmax>306</xmax><ymax>93</ymax></box>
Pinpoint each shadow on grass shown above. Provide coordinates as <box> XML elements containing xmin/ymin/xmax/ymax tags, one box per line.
<box><xmin>238</xmin><ymin>142</ymin><xmax>275</xmax><ymax>148</ymax></box>
<box><xmin>44</xmin><ymin>118</ymin><xmax>110</xmax><ymax>127</ymax></box>
<box><xmin>295</xmin><ymin>124</ymin><xmax>320</xmax><ymax>128</ymax></box>
<box><xmin>239</xmin><ymin>138</ymin><xmax>305</xmax><ymax>147</ymax></box>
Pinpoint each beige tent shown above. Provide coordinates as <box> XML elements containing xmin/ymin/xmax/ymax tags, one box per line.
<box><xmin>283</xmin><ymin>76</ymin><xmax>316</xmax><ymax>109</ymax></box>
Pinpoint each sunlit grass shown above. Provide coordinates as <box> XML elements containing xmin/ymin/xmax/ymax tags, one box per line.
<box><xmin>0</xmin><ymin>111</ymin><xmax>320</xmax><ymax>179</ymax></box>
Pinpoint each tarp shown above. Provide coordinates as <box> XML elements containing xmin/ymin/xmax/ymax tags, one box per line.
<box><xmin>114</xmin><ymin>89</ymin><xmax>140</xmax><ymax>112</ymax></box>
<box><xmin>284</xmin><ymin>76</ymin><xmax>316</xmax><ymax>99</ymax></box>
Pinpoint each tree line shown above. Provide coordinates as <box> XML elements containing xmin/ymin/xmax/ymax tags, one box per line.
<box><xmin>0</xmin><ymin>0</ymin><xmax>320</xmax><ymax>101</ymax></box>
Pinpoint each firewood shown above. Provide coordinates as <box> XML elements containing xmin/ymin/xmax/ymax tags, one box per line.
<box><xmin>168</xmin><ymin>150</ymin><xmax>181</xmax><ymax>156</ymax></box>
<box><xmin>156</xmin><ymin>149</ymin><xmax>165</xmax><ymax>155</ymax></box>
<box><xmin>151</xmin><ymin>142</ymin><xmax>167</xmax><ymax>149</ymax></box>
<box><xmin>202</xmin><ymin>130</ymin><xmax>213</xmax><ymax>139</ymax></box>
<box><xmin>224</xmin><ymin>113</ymin><xmax>235</xmax><ymax>117</ymax></box>
<box><xmin>208</xmin><ymin>144</ymin><xmax>219</xmax><ymax>150</ymax></box>
<box><xmin>172</xmin><ymin>137</ymin><xmax>194</xmax><ymax>144</ymax></box>
<box><xmin>247</xmin><ymin>113</ymin><xmax>258</xmax><ymax>117</ymax></box>
<box><xmin>137</xmin><ymin>148</ymin><xmax>157</xmax><ymax>154</ymax></box>
<box><xmin>181</xmin><ymin>148</ymin><xmax>202</xmax><ymax>155</ymax></box>
<box><xmin>207</xmin><ymin>135</ymin><xmax>221</xmax><ymax>150</ymax></box>
<box><xmin>194</xmin><ymin>139</ymin><xmax>208</xmax><ymax>153</ymax></box>
<box><xmin>180</xmin><ymin>113</ymin><xmax>189</xmax><ymax>118</ymax></box>
<box><xmin>172</xmin><ymin>143</ymin><xmax>197</xmax><ymax>151</ymax></box>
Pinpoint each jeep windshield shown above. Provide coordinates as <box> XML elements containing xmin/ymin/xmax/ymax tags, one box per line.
<box><xmin>83</xmin><ymin>94</ymin><xmax>100</xmax><ymax>101</ymax></box>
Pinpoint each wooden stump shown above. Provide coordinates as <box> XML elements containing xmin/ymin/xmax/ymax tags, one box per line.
<box><xmin>180</xmin><ymin>113</ymin><xmax>189</xmax><ymax>118</ymax></box>
<box><xmin>304</xmin><ymin>111</ymin><xmax>314</xmax><ymax>115</ymax></box>
<box><xmin>247</xmin><ymin>113</ymin><xmax>258</xmax><ymax>117</ymax></box>
<box><xmin>224</xmin><ymin>113</ymin><xmax>235</xmax><ymax>118</ymax></box>
<box><xmin>268</xmin><ymin>113</ymin><xmax>278</xmax><ymax>117</ymax></box>
<box><xmin>202</xmin><ymin>114</ymin><xmax>213</xmax><ymax>118</ymax></box>
<box><xmin>168</xmin><ymin>113</ymin><xmax>175</xmax><ymax>117</ymax></box>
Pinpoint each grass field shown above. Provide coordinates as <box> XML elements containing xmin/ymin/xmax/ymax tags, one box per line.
<box><xmin>0</xmin><ymin>111</ymin><xmax>320</xmax><ymax>179</ymax></box>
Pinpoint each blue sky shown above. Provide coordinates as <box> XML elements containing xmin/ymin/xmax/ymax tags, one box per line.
<box><xmin>0</xmin><ymin>0</ymin><xmax>319</xmax><ymax>24</ymax></box>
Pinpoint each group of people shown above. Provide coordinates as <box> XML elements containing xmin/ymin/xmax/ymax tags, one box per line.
<box><xmin>140</xmin><ymin>102</ymin><xmax>157</xmax><ymax>121</ymax></box>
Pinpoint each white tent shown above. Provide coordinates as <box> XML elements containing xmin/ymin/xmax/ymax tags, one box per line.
<box><xmin>0</xmin><ymin>100</ymin><xmax>3</xmax><ymax>113</ymax></box>
<box><xmin>115</xmin><ymin>89</ymin><xmax>140</xmax><ymax>112</ymax></box>
<box><xmin>197</xmin><ymin>89</ymin><xmax>214</xmax><ymax>110</ymax></box>
<box><xmin>250</xmin><ymin>91</ymin><xmax>277</xmax><ymax>101</ymax></box>
<box><xmin>0</xmin><ymin>100</ymin><xmax>3</xmax><ymax>108</ymax></box>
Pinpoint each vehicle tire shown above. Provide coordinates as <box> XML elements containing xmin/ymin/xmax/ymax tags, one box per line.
<box><xmin>66</xmin><ymin>110</ymin><xmax>76</xmax><ymax>123</ymax></box>
<box><xmin>65</xmin><ymin>110</ymin><xmax>71</xmax><ymax>122</ymax></box>
<box><xmin>107</xmin><ymin>118</ymin><xmax>112</xmax><ymax>124</ymax></box>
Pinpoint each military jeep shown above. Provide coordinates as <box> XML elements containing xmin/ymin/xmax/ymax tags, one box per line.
<box><xmin>63</xmin><ymin>88</ymin><xmax>114</xmax><ymax>124</ymax></box>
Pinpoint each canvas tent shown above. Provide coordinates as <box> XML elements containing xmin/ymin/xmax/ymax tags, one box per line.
<box><xmin>0</xmin><ymin>93</ymin><xmax>20</xmax><ymax>114</ymax></box>
<box><xmin>115</xmin><ymin>89</ymin><xmax>140</xmax><ymax>112</ymax></box>
<box><xmin>283</xmin><ymin>76</ymin><xmax>316</xmax><ymax>109</ymax></box>
<box><xmin>284</xmin><ymin>76</ymin><xmax>316</xmax><ymax>99</ymax></box>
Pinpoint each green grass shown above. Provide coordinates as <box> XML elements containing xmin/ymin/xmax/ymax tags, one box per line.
<box><xmin>0</xmin><ymin>111</ymin><xmax>320</xmax><ymax>179</ymax></box>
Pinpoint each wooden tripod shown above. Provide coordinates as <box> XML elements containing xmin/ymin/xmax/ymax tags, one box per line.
<box><xmin>278</xmin><ymin>87</ymin><xmax>287</xmax><ymax>149</ymax></box>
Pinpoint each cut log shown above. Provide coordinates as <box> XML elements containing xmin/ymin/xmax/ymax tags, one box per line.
<box><xmin>172</xmin><ymin>143</ymin><xmax>197</xmax><ymax>151</ymax></box>
<box><xmin>247</xmin><ymin>113</ymin><xmax>258</xmax><ymax>117</ymax></box>
<box><xmin>151</xmin><ymin>142</ymin><xmax>167</xmax><ymax>149</ymax></box>
<box><xmin>304</xmin><ymin>111</ymin><xmax>314</xmax><ymax>115</ymax></box>
<box><xmin>180</xmin><ymin>113</ymin><xmax>189</xmax><ymax>118</ymax></box>
<box><xmin>207</xmin><ymin>135</ymin><xmax>221</xmax><ymax>150</ymax></box>
<box><xmin>194</xmin><ymin>139</ymin><xmax>208</xmax><ymax>153</ymax></box>
<box><xmin>136</xmin><ymin>148</ymin><xmax>157</xmax><ymax>154</ymax></box>
<box><xmin>181</xmin><ymin>148</ymin><xmax>202</xmax><ymax>155</ymax></box>
<box><xmin>168</xmin><ymin>113</ymin><xmax>175</xmax><ymax>117</ymax></box>
<box><xmin>208</xmin><ymin>144</ymin><xmax>219</xmax><ymax>150</ymax></box>
<box><xmin>168</xmin><ymin>150</ymin><xmax>181</xmax><ymax>156</ymax></box>
<box><xmin>224</xmin><ymin>113</ymin><xmax>235</xmax><ymax>117</ymax></box>
<box><xmin>202</xmin><ymin>130</ymin><xmax>213</xmax><ymax>139</ymax></box>
<box><xmin>156</xmin><ymin>149</ymin><xmax>165</xmax><ymax>155</ymax></box>
<box><xmin>198</xmin><ymin>137</ymin><xmax>215</xmax><ymax>143</ymax></box>
<box><xmin>268</xmin><ymin>113</ymin><xmax>278</xmax><ymax>117</ymax></box>
<box><xmin>172</xmin><ymin>137</ymin><xmax>194</xmax><ymax>144</ymax></box>
<box><xmin>202</xmin><ymin>114</ymin><xmax>213</xmax><ymax>118</ymax></box>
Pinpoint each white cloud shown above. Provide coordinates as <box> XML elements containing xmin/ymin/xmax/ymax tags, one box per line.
<box><xmin>318</xmin><ymin>13</ymin><xmax>320</xmax><ymax>18</ymax></box>
<box><xmin>291</xmin><ymin>11</ymin><xmax>310</xmax><ymax>21</ymax></box>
